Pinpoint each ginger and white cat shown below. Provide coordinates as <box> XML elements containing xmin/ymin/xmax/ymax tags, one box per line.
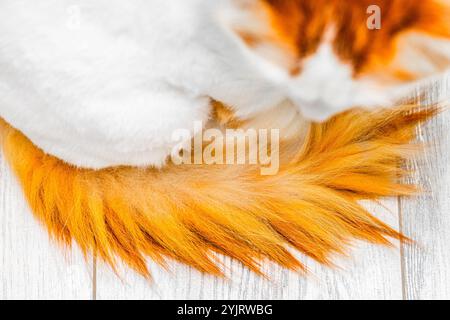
<box><xmin>0</xmin><ymin>0</ymin><xmax>449</xmax><ymax>169</ymax></box>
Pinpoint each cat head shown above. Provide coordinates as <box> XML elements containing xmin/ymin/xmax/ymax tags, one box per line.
<box><xmin>225</xmin><ymin>0</ymin><xmax>450</xmax><ymax>120</ymax></box>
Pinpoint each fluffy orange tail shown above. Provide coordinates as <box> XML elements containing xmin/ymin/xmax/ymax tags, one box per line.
<box><xmin>0</xmin><ymin>105</ymin><xmax>436</xmax><ymax>278</ymax></box>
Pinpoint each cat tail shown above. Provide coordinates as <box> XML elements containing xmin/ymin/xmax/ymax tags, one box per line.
<box><xmin>0</xmin><ymin>104</ymin><xmax>437</xmax><ymax>278</ymax></box>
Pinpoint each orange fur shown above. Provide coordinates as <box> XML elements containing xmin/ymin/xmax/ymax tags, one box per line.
<box><xmin>241</xmin><ymin>0</ymin><xmax>450</xmax><ymax>77</ymax></box>
<box><xmin>0</xmin><ymin>104</ymin><xmax>437</xmax><ymax>278</ymax></box>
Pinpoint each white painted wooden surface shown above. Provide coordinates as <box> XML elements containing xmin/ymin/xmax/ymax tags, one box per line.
<box><xmin>1</xmin><ymin>76</ymin><xmax>448</xmax><ymax>300</ymax></box>
<box><xmin>0</xmin><ymin>156</ymin><xmax>93</xmax><ymax>300</ymax></box>
<box><xmin>94</xmin><ymin>199</ymin><xmax>402</xmax><ymax>300</ymax></box>
<box><xmin>399</xmin><ymin>78</ymin><xmax>450</xmax><ymax>300</ymax></box>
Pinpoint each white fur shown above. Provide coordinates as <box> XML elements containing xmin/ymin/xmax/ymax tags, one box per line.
<box><xmin>0</xmin><ymin>1</ymin><xmax>448</xmax><ymax>168</ymax></box>
<box><xmin>394</xmin><ymin>33</ymin><xmax>450</xmax><ymax>76</ymax></box>
<box><xmin>286</xmin><ymin>41</ymin><xmax>391</xmax><ymax>121</ymax></box>
<box><xmin>282</xmin><ymin>32</ymin><xmax>450</xmax><ymax>121</ymax></box>
<box><xmin>0</xmin><ymin>0</ymin><xmax>287</xmax><ymax>168</ymax></box>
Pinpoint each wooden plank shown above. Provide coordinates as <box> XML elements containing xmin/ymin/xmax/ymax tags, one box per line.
<box><xmin>400</xmin><ymin>76</ymin><xmax>450</xmax><ymax>300</ymax></box>
<box><xmin>96</xmin><ymin>200</ymin><xmax>402</xmax><ymax>300</ymax></box>
<box><xmin>0</xmin><ymin>154</ymin><xmax>94</xmax><ymax>300</ymax></box>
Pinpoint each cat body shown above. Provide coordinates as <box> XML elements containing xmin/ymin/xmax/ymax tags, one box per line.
<box><xmin>0</xmin><ymin>0</ymin><xmax>449</xmax><ymax>278</ymax></box>
<box><xmin>0</xmin><ymin>0</ymin><xmax>285</xmax><ymax>168</ymax></box>
<box><xmin>0</xmin><ymin>0</ymin><xmax>449</xmax><ymax>169</ymax></box>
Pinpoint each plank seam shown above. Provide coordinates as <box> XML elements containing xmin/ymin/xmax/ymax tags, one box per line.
<box><xmin>397</xmin><ymin>196</ymin><xmax>408</xmax><ymax>300</ymax></box>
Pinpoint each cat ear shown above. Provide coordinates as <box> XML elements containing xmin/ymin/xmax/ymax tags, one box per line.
<box><xmin>363</xmin><ymin>30</ymin><xmax>450</xmax><ymax>105</ymax></box>
<box><xmin>366</xmin><ymin>0</ymin><xmax>450</xmax><ymax>90</ymax></box>
<box><xmin>219</xmin><ymin>0</ymin><xmax>299</xmax><ymax>74</ymax></box>
<box><xmin>387</xmin><ymin>32</ymin><xmax>450</xmax><ymax>83</ymax></box>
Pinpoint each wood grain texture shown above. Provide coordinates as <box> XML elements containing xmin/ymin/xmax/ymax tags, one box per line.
<box><xmin>0</xmin><ymin>154</ymin><xmax>93</xmax><ymax>300</ymax></box>
<box><xmin>399</xmin><ymin>75</ymin><xmax>450</xmax><ymax>300</ymax></box>
<box><xmin>1</xmin><ymin>76</ymin><xmax>449</xmax><ymax>300</ymax></box>
<box><xmin>95</xmin><ymin>200</ymin><xmax>402</xmax><ymax>300</ymax></box>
